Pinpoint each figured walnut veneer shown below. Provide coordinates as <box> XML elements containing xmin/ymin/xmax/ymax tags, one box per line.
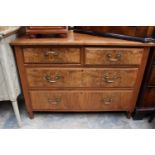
<box><xmin>11</xmin><ymin>31</ymin><xmax>152</xmax><ymax>118</ymax></box>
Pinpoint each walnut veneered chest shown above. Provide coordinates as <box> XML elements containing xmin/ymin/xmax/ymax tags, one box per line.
<box><xmin>11</xmin><ymin>31</ymin><xmax>154</xmax><ymax>118</ymax></box>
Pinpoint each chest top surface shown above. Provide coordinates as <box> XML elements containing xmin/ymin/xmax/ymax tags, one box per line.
<box><xmin>10</xmin><ymin>31</ymin><xmax>155</xmax><ymax>47</ymax></box>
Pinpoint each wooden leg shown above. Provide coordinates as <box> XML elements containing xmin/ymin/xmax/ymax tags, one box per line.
<box><xmin>127</xmin><ymin>111</ymin><xmax>132</xmax><ymax>119</ymax></box>
<box><xmin>11</xmin><ymin>100</ymin><xmax>22</xmax><ymax>127</ymax></box>
<box><xmin>28</xmin><ymin>112</ymin><xmax>34</xmax><ymax>119</ymax></box>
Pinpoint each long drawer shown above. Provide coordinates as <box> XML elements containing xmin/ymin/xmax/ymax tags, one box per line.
<box><xmin>85</xmin><ymin>48</ymin><xmax>143</xmax><ymax>65</ymax></box>
<box><xmin>30</xmin><ymin>90</ymin><xmax>133</xmax><ymax>111</ymax></box>
<box><xmin>23</xmin><ymin>47</ymin><xmax>81</xmax><ymax>64</ymax></box>
<box><xmin>26</xmin><ymin>68</ymin><xmax>139</xmax><ymax>88</ymax></box>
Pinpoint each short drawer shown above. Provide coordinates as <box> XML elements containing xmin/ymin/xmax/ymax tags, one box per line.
<box><xmin>148</xmin><ymin>66</ymin><xmax>155</xmax><ymax>86</ymax></box>
<box><xmin>85</xmin><ymin>48</ymin><xmax>144</xmax><ymax>65</ymax></box>
<box><xmin>23</xmin><ymin>47</ymin><xmax>81</xmax><ymax>64</ymax></box>
<box><xmin>30</xmin><ymin>90</ymin><xmax>133</xmax><ymax>111</ymax></box>
<box><xmin>26</xmin><ymin>68</ymin><xmax>138</xmax><ymax>88</ymax></box>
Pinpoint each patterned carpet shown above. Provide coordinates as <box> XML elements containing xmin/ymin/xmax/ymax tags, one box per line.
<box><xmin>0</xmin><ymin>101</ymin><xmax>154</xmax><ymax>129</ymax></box>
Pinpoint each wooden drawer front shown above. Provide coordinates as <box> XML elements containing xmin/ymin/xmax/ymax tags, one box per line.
<box><xmin>83</xmin><ymin>91</ymin><xmax>132</xmax><ymax>110</ymax></box>
<box><xmin>142</xmin><ymin>88</ymin><xmax>155</xmax><ymax>107</ymax></box>
<box><xmin>82</xmin><ymin>68</ymin><xmax>138</xmax><ymax>88</ymax></box>
<box><xmin>148</xmin><ymin>66</ymin><xmax>155</xmax><ymax>86</ymax></box>
<box><xmin>23</xmin><ymin>47</ymin><xmax>81</xmax><ymax>64</ymax></box>
<box><xmin>30</xmin><ymin>91</ymin><xmax>82</xmax><ymax>111</ymax></box>
<box><xmin>26</xmin><ymin>68</ymin><xmax>138</xmax><ymax>88</ymax></box>
<box><xmin>26</xmin><ymin>68</ymin><xmax>83</xmax><ymax>88</ymax></box>
<box><xmin>30</xmin><ymin>90</ymin><xmax>133</xmax><ymax>111</ymax></box>
<box><xmin>85</xmin><ymin>48</ymin><xmax>143</xmax><ymax>65</ymax></box>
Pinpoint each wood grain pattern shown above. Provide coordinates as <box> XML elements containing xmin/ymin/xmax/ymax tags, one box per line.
<box><xmin>10</xmin><ymin>31</ymin><xmax>155</xmax><ymax>47</ymax></box>
<box><xmin>26</xmin><ymin>26</ymin><xmax>68</xmax><ymax>37</ymax></box>
<box><xmin>81</xmin><ymin>68</ymin><xmax>138</xmax><ymax>88</ymax></box>
<box><xmin>129</xmin><ymin>47</ymin><xmax>150</xmax><ymax>113</ymax></box>
<box><xmin>29</xmin><ymin>26</ymin><xmax>66</xmax><ymax>30</ymax></box>
<box><xmin>133</xmin><ymin>48</ymin><xmax>155</xmax><ymax>119</ymax></box>
<box><xmin>30</xmin><ymin>90</ymin><xmax>133</xmax><ymax>111</ymax></box>
<box><xmin>85</xmin><ymin>48</ymin><xmax>143</xmax><ymax>65</ymax></box>
<box><xmin>14</xmin><ymin>47</ymin><xmax>34</xmax><ymax>118</ymax></box>
<box><xmin>11</xmin><ymin>30</ymin><xmax>152</xmax><ymax>118</ymax></box>
<box><xmin>23</xmin><ymin>47</ymin><xmax>81</xmax><ymax>64</ymax></box>
<box><xmin>77</xmin><ymin>26</ymin><xmax>154</xmax><ymax>37</ymax></box>
<box><xmin>26</xmin><ymin>68</ymin><xmax>138</xmax><ymax>88</ymax></box>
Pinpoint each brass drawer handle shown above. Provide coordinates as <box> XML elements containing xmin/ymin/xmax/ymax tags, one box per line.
<box><xmin>44</xmin><ymin>74</ymin><xmax>63</xmax><ymax>83</ymax></box>
<box><xmin>44</xmin><ymin>51</ymin><xmax>59</xmax><ymax>57</ymax></box>
<box><xmin>47</xmin><ymin>97</ymin><xmax>61</xmax><ymax>104</ymax></box>
<box><xmin>103</xmin><ymin>74</ymin><xmax>121</xmax><ymax>83</ymax></box>
<box><xmin>101</xmin><ymin>98</ymin><xmax>113</xmax><ymax>105</ymax></box>
<box><xmin>106</xmin><ymin>53</ymin><xmax>122</xmax><ymax>62</ymax></box>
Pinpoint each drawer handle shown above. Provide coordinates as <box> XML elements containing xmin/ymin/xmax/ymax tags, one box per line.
<box><xmin>44</xmin><ymin>74</ymin><xmax>63</xmax><ymax>83</ymax></box>
<box><xmin>101</xmin><ymin>98</ymin><xmax>113</xmax><ymax>105</ymax></box>
<box><xmin>44</xmin><ymin>51</ymin><xmax>59</xmax><ymax>57</ymax></box>
<box><xmin>106</xmin><ymin>53</ymin><xmax>122</xmax><ymax>62</ymax></box>
<box><xmin>47</xmin><ymin>97</ymin><xmax>61</xmax><ymax>104</ymax></box>
<box><xmin>103</xmin><ymin>74</ymin><xmax>121</xmax><ymax>83</ymax></box>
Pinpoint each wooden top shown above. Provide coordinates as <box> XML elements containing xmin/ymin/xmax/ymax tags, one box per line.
<box><xmin>11</xmin><ymin>30</ymin><xmax>155</xmax><ymax>47</ymax></box>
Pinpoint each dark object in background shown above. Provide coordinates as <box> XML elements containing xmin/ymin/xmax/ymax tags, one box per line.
<box><xmin>26</xmin><ymin>26</ymin><xmax>68</xmax><ymax>38</ymax></box>
<box><xmin>133</xmin><ymin>47</ymin><xmax>155</xmax><ymax>120</ymax></box>
<box><xmin>148</xmin><ymin>110</ymin><xmax>155</xmax><ymax>122</ymax></box>
<box><xmin>74</xmin><ymin>26</ymin><xmax>155</xmax><ymax>43</ymax></box>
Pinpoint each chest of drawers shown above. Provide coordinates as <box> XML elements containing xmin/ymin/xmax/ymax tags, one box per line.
<box><xmin>11</xmin><ymin>31</ymin><xmax>152</xmax><ymax>118</ymax></box>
